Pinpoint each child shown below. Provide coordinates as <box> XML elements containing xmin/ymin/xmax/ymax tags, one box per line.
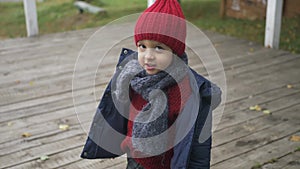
<box><xmin>81</xmin><ymin>0</ymin><xmax>222</xmax><ymax>168</ymax></box>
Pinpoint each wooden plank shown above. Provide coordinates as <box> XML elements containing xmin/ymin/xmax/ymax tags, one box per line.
<box><xmin>213</xmin><ymin>92</ymin><xmax>300</xmax><ymax>147</ymax></box>
<box><xmin>0</xmin><ymin>102</ymin><xmax>94</xmax><ymax>144</ymax></box>
<box><xmin>0</xmin><ymin>118</ymin><xmax>93</xmax><ymax>167</ymax></box>
<box><xmin>259</xmin><ymin>151</ymin><xmax>300</xmax><ymax>169</ymax></box>
<box><xmin>8</xmin><ymin>147</ymin><xmax>85</xmax><ymax>169</ymax></box>
<box><xmin>0</xmin><ymin>87</ymin><xmax>104</xmax><ymax>123</ymax></box>
<box><xmin>0</xmin><ymin>119</ymin><xmax>93</xmax><ymax>167</ymax></box>
<box><xmin>0</xmin><ymin>69</ymin><xmax>112</xmax><ymax>107</ymax></box>
<box><xmin>8</xmin><ymin>146</ymin><xmax>126</xmax><ymax>169</ymax></box>
<box><xmin>0</xmin><ymin>124</ymin><xmax>84</xmax><ymax>156</ymax></box>
<box><xmin>224</xmin><ymin>56</ymin><xmax>300</xmax><ymax>103</ymax></box>
<box><xmin>0</xmin><ymin>27</ymin><xmax>94</xmax><ymax>50</ymax></box>
<box><xmin>0</xmin><ymin>134</ymin><xmax>85</xmax><ymax>168</ymax></box>
<box><xmin>264</xmin><ymin>0</ymin><xmax>283</xmax><ymax>49</ymax></box>
<box><xmin>0</xmin><ymin>102</ymin><xmax>95</xmax><ymax>145</ymax></box>
<box><xmin>219</xmin><ymin>81</ymin><xmax>300</xmax><ymax>120</ymax></box>
<box><xmin>217</xmin><ymin>88</ymin><xmax>300</xmax><ymax>131</ymax></box>
<box><xmin>211</xmin><ymin>121</ymin><xmax>300</xmax><ymax>165</ymax></box>
<box><xmin>60</xmin><ymin>156</ymin><xmax>127</xmax><ymax>169</ymax></box>
<box><xmin>211</xmin><ymin>133</ymin><xmax>300</xmax><ymax>169</ymax></box>
<box><xmin>23</xmin><ymin>0</ymin><xmax>39</xmax><ymax>37</ymax></box>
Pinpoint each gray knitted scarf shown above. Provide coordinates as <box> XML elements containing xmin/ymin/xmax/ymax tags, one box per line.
<box><xmin>114</xmin><ymin>54</ymin><xmax>188</xmax><ymax>156</ymax></box>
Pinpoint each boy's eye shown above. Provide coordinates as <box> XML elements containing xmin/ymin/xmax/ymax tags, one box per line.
<box><xmin>138</xmin><ymin>44</ymin><xmax>146</xmax><ymax>49</ymax></box>
<box><xmin>155</xmin><ymin>46</ymin><xmax>164</xmax><ymax>51</ymax></box>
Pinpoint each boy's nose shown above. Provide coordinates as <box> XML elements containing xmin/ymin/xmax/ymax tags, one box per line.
<box><xmin>145</xmin><ymin>49</ymin><xmax>155</xmax><ymax>60</ymax></box>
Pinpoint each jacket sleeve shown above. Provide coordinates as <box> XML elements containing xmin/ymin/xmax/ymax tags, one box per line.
<box><xmin>80</xmin><ymin>80</ymin><xmax>128</xmax><ymax>159</ymax></box>
<box><xmin>188</xmin><ymin>82</ymin><xmax>222</xmax><ymax>169</ymax></box>
<box><xmin>81</xmin><ymin>48</ymin><xmax>136</xmax><ymax>159</ymax></box>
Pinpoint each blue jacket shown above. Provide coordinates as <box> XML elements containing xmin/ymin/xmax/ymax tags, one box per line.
<box><xmin>81</xmin><ymin>48</ymin><xmax>222</xmax><ymax>169</ymax></box>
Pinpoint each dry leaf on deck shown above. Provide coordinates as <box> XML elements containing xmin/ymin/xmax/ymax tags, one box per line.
<box><xmin>289</xmin><ymin>135</ymin><xmax>300</xmax><ymax>142</ymax></box>
<box><xmin>22</xmin><ymin>132</ymin><xmax>32</xmax><ymax>138</ymax></box>
<box><xmin>29</xmin><ymin>81</ymin><xmax>34</xmax><ymax>86</ymax></box>
<box><xmin>255</xmin><ymin>105</ymin><xmax>262</xmax><ymax>111</ymax></box>
<box><xmin>263</xmin><ymin>110</ymin><xmax>271</xmax><ymax>115</ymax></box>
<box><xmin>59</xmin><ymin>124</ymin><xmax>70</xmax><ymax>131</ymax></box>
<box><xmin>40</xmin><ymin>155</ymin><xmax>49</xmax><ymax>161</ymax></box>
<box><xmin>287</xmin><ymin>84</ymin><xmax>293</xmax><ymax>89</ymax></box>
<box><xmin>249</xmin><ymin>105</ymin><xmax>262</xmax><ymax>111</ymax></box>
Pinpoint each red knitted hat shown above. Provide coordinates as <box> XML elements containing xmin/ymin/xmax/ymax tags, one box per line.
<box><xmin>134</xmin><ymin>0</ymin><xmax>187</xmax><ymax>56</ymax></box>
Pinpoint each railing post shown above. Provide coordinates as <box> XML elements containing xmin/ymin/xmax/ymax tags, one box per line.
<box><xmin>23</xmin><ymin>0</ymin><xmax>39</xmax><ymax>37</ymax></box>
<box><xmin>264</xmin><ymin>0</ymin><xmax>283</xmax><ymax>49</ymax></box>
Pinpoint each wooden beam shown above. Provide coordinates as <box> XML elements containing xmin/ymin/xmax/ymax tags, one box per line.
<box><xmin>220</xmin><ymin>0</ymin><xmax>226</xmax><ymax>18</ymax></box>
<box><xmin>264</xmin><ymin>0</ymin><xmax>283</xmax><ymax>49</ymax></box>
<box><xmin>23</xmin><ymin>0</ymin><xmax>39</xmax><ymax>37</ymax></box>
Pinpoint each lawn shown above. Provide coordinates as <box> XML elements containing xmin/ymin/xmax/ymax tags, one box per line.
<box><xmin>0</xmin><ymin>0</ymin><xmax>299</xmax><ymax>53</ymax></box>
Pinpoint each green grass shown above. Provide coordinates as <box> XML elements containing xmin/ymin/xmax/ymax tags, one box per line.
<box><xmin>0</xmin><ymin>0</ymin><xmax>146</xmax><ymax>38</ymax></box>
<box><xmin>0</xmin><ymin>0</ymin><xmax>299</xmax><ymax>54</ymax></box>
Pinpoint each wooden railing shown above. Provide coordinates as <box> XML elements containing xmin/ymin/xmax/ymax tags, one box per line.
<box><xmin>264</xmin><ymin>0</ymin><xmax>283</xmax><ymax>49</ymax></box>
<box><xmin>22</xmin><ymin>0</ymin><xmax>283</xmax><ymax>50</ymax></box>
<box><xmin>23</xmin><ymin>0</ymin><xmax>39</xmax><ymax>37</ymax></box>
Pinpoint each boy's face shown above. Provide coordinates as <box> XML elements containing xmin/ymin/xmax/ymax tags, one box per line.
<box><xmin>137</xmin><ymin>40</ymin><xmax>173</xmax><ymax>75</ymax></box>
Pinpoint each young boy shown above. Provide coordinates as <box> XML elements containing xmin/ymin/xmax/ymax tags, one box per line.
<box><xmin>81</xmin><ymin>0</ymin><xmax>221</xmax><ymax>168</ymax></box>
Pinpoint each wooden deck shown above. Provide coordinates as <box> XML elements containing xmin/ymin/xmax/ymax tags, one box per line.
<box><xmin>0</xmin><ymin>27</ymin><xmax>300</xmax><ymax>169</ymax></box>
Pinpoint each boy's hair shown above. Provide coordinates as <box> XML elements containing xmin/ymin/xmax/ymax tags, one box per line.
<box><xmin>134</xmin><ymin>0</ymin><xmax>186</xmax><ymax>57</ymax></box>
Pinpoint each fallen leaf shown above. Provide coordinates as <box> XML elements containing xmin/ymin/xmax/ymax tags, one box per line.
<box><xmin>263</xmin><ymin>110</ymin><xmax>271</xmax><ymax>115</ymax></box>
<box><xmin>255</xmin><ymin>105</ymin><xmax>262</xmax><ymax>111</ymax></box>
<box><xmin>249</xmin><ymin>105</ymin><xmax>261</xmax><ymax>111</ymax></box>
<box><xmin>15</xmin><ymin>80</ymin><xmax>21</xmax><ymax>84</ymax></box>
<box><xmin>7</xmin><ymin>122</ymin><xmax>13</xmax><ymax>126</ymax></box>
<box><xmin>249</xmin><ymin>105</ymin><xmax>266</xmax><ymax>112</ymax></box>
<box><xmin>249</xmin><ymin>48</ymin><xmax>254</xmax><ymax>52</ymax></box>
<box><xmin>22</xmin><ymin>132</ymin><xmax>32</xmax><ymax>138</ymax></box>
<box><xmin>29</xmin><ymin>81</ymin><xmax>34</xmax><ymax>86</ymax></box>
<box><xmin>59</xmin><ymin>124</ymin><xmax>69</xmax><ymax>131</ymax></box>
<box><xmin>40</xmin><ymin>155</ymin><xmax>49</xmax><ymax>161</ymax></box>
<box><xmin>290</xmin><ymin>135</ymin><xmax>300</xmax><ymax>142</ymax></box>
<box><xmin>249</xmin><ymin>106</ymin><xmax>256</xmax><ymax>111</ymax></box>
<box><xmin>287</xmin><ymin>84</ymin><xmax>293</xmax><ymax>89</ymax></box>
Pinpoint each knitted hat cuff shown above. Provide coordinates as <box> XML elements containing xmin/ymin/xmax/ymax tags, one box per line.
<box><xmin>134</xmin><ymin>33</ymin><xmax>186</xmax><ymax>57</ymax></box>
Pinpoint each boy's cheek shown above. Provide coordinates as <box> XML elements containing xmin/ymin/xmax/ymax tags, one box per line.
<box><xmin>137</xmin><ymin>56</ymin><xmax>145</xmax><ymax>68</ymax></box>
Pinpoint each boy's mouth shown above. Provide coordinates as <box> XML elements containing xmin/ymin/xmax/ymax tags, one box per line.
<box><xmin>145</xmin><ymin>63</ymin><xmax>156</xmax><ymax>70</ymax></box>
